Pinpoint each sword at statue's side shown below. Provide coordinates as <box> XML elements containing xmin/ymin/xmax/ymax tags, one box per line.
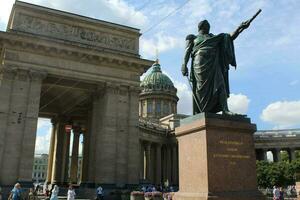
<box><xmin>185</xmin><ymin>76</ymin><xmax>202</xmax><ymax>113</ymax></box>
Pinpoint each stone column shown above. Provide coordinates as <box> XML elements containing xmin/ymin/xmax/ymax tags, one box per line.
<box><xmin>272</xmin><ymin>149</ymin><xmax>281</xmax><ymax>162</ymax></box>
<box><xmin>87</xmin><ymin>93</ymin><xmax>101</xmax><ymax>183</ymax></box>
<box><xmin>172</xmin><ymin>145</ymin><xmax>178</xmax><ymax>185</ymax></box>
<box><xmin>94</xmin><ymin>84</ymin><xmax>119</xmax><ymax>184</ymax></box>
<box><xmin>46</xmin><ymin>119</ymin><xmax>57</xmax><ymax>183</ymax></box>
<box><xmin>62</xmin><ymin>126</ymin><xmax>71</xmax><ymax>184</ymax></box>
<box><xmin>127</xmin><ymin>86</ymin><xmax>142</xmax><ymax>184</ymax></box>
<box><xmin>115</xmin><ymin>86</ymin><xmax>130</xmax><ymax>185</ymax></box>
<box><xmin>139</xmin><ymin>101</ymin><xmax>142</xmax><ymax>117</ymax></box>
<box><xmin>81</xmin><ymin>125</ymin><xmax>90</xmax><ymax>184</ymax></box>
<box><xmin>256</xmin><ymin>149</ymin><xmax>267</xmax><ymax>161</ymax></box>
<box><xmin>167</xmin><ymin>146</ymin><xmax>172</xmax><ymax>183</ymax></box>
<box><xmin>0</xmin><ymin>68</ymin><xmax>46</xmax><ymax>185</ymax></box>
<box><xmin>146</xmin><ymin>142</ymin><xmax>152</xmax><ymax>181</ymax></box>
<box><xmin>288</xmin><ymin>148</ymin><xmax>296</xmax><ymax>161</ymax></box>
<box><xmin>18</xmin><ymin>71</ymin><xmax>46</xmax><ymax>184</ymax></box>
<box><xmin>140</xmin><ymin>141</ymin><xmax>145</xmax><ymax>180</ymax></box>
<box><xmin>52</xmin><ymin>121</ymin><xmax>66</xmax><ymax>184</ymax></box>
<box><xmin>162</xmin><ymin>146</ymin><xmax>168</xmax><ymax>183</ymax></box>
<box><xmin>70</xmin><ymin>128</ymin><xmax>81</xmax><ymax>184</ymax></box>
<box><xmin>156</xmin><ymin>144</ymin><xmax>162</xmax><ymax>185</ymax></box>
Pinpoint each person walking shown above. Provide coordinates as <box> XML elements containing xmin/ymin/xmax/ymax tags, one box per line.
<box><xmin>67</xmin><ymin>185</ymin><xmax>76</xmax><ymax>200</ymax></box>
<box><xmin>10</xmin><ymin>183</ymin><xmax>22</xmax><ymax>200</ymax></box>
<box><xmin>50</xmin><ymin>185</ymin><xmax>59</xmax><ymax>200</ymax></box>
<box><xmin>28</xmin><ymin>188</ymin><xmax>36</xmax><ymax>200</ymax></box>
<box><xmin>96</xmin><ymin>186</ymin><xmax>103</xmax><ymax>200</ymax></box>
<box><xmin>273</xmin><ymin>186</ymin><xmax>280</xmax><ymax>200</ymax></box>
<box><xmin>279</xmin><ymin>187</ymin><xmax>284</xmax><ymax>200</ymax></box>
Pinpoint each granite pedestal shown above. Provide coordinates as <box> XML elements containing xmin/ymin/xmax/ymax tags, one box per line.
<box><xmin>174</xmin><ymin>113</ymin><xmax>264</xmax><ymax>200</ymax></box>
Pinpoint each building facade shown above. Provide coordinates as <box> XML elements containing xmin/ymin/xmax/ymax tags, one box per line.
<box><xmin>32</xmin><ymin>154</ymin><xmax>48</xmax><ymax>182</ymax></box>
<box><xmin>0</xmin><ymin>1</ymin><xmax>152</xmax><ymax>186</ymax></box>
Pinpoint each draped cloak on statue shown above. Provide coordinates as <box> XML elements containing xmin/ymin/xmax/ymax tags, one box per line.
<box><xmin>189</xmin><ymin>33</ymin><xmax>236</xmax><ymax>113</ymax></box>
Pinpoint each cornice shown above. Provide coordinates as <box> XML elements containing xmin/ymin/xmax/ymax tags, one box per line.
<box><xmin>0</xmin><ymin>31</ymin><xmax>152</xmax><ymax>74</ymax></box>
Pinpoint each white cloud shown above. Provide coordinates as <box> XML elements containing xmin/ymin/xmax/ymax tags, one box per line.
<box><xmin>141</xmin><ymin>33</ymin><xmax>183</xmax><ymax>58</ymax></box>
<box><xmin>174</xmin><ymin>81</ymin><xmax>193</xmax><ymax>115</ymax></box>
<box><xmin>228</xmin><ymin>93</ymin><xmax>250</xmax><ymax>114</ymax></box>
<box><xmin>0</xmin><ymin>0</ymin><xmax>148</xmax><ymax>31</ymax></box>
<box><xmin>0</xmin><ymin>0</ymin><xmax>14</xmax><ymax>25</ymax></box>
<box><xmin>37</xmin><ymin>118</ymin><xmax>51</xmax><ymax>129</ymax></box>
<box><xmin>261</xmin><ymin>100</ymin><xmax>300</xmax><ymax>129</ymax></box>
<box><xmin>35</xmin><ymin>126</ymin><xmax>52</xmax><ymax>155</ymax></box>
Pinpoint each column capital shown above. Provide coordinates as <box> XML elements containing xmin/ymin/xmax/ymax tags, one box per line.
<box><xmin>129</xmin><ymin>85</ymin><xmax>141</xmax><ymax>93</ymax></box>
<box><xmin>106</xmin><ymin>81</ymin><xmax>120</xmax><ymax>90</ymax></box>
<box><xmin>15</xmin><ymin>69</ymin><xmax>30</xmax><ymax>81</ymax></box>
<box><xmin>29</xmin><ymin>70</ymin><xmax>47</xmax><ymax>81</ymax></box>
<box><xmin>156</xmin><ymin>143</ymin><xmax>163</xmax><ymax>148</ymax></box>
<box><xmin>51</xmin><ymin>118</ymin><xmax>58</xmax><ymax>125</ymax></box>
<box><xmin>146</xmin><ymin>142</ymin><xmax>152</xmax><ymax>150</ymax></box>
<box><xmin>0</xmin><ymin>66</ymin><xmax>17</xmax><ymax>78</ymax></box>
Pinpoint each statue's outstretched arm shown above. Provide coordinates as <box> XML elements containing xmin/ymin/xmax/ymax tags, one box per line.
<box><xmin>231</xmin><ymin>20</ymin><xmax>250</xmax><ymax>40</ymax></box>
<box><xmin>182</xmin><ymin>34</ymin><xmax>196</xmax><ymax>76</ymax></box>
<box><xmin>231</xmin><ymin>9</ymin><xmax>262</xmax><ymax>40</ymax></box>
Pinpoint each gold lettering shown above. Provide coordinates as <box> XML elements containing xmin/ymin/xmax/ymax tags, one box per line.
<box><xmin>213</xmin><ymin>153</ymin><xmax>250</xmax><ymax>159</ymax></box>
<box><xmin>219</xmin><ymin>140</ymin><xmax>243</xmax><ymax>145</ymax></box>
<box><xmin>226</xmin><ymin>148</ymin><xmax>238</xmax><ymax>152</ymax></box>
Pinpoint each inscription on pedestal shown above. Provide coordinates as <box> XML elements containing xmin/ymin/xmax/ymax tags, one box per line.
<box><xmin>213</xmin><ymin>139</ymin><xmax>250</xmax><ymax>165</ymax></box>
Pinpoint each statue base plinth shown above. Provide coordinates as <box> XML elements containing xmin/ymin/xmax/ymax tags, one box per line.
<box><xmin>174</xmin><ymin>113</ymin><xmax>264</xmax><ymax>200</ymax></box>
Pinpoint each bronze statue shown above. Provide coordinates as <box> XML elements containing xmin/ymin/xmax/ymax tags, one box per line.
<box><xmin>181</xmin><ymin>9</ymin><xmax>261</xmax><ymax>115</ymax></box>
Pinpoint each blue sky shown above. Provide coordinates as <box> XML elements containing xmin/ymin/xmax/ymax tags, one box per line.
<box><xmin>1</xmin><ymin>0</ymin><xmax>300</xmax><ymax>153</ymax></box>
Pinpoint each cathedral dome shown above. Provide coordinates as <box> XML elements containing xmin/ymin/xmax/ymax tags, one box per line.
<box><xmin>139</xmin><ymin>61</ymin><xmax>178</xmax><ymax>122</ymax></box>
<box><xmin>140</xmin><ymin>62</ymin><xmax>175</xmax><ymax>92</ymax></box>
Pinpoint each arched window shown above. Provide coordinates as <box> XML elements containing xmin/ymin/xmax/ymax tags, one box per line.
<box><xmin>156</xmin><ymin>101</ymin><xmax>161</xmax><ymax>114</ymax></box>
<box><xmin>147</xmin><ymin>101</ymin><xmax>153</xmax><ymax>113</ymax></box>
<box><xmin>164</xmin><ymin>101</ymin><xmax>169</xmax><ymax>114</ymax></box>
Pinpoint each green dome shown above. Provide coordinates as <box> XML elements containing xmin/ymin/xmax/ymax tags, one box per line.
<box><xmin>141</xmin><ymin>63</ymin><xmax>174</xmax><ymax>91</ymax></box>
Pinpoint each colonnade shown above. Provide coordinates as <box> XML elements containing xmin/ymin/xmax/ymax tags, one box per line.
<box><xmin>256</xmin><ymin>148</ymin><xmax>297</xmax><ymax>162</ymax></box>
<box><xmin>46</xmin><ymin>118</ymin><xmax>84</xmax><ymax>185</ymax></box>
<box><xmin>139</xmin><ymin>141</ymin><xmax>178</xmax><ymax>186</ymax></box>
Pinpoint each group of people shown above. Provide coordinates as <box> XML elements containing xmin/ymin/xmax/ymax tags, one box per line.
<box><xmin>48</xmin><ymin>185</ymin><xmax>76</xmax><ymax>200</ymax></box>
<box><xmin>140</xmin><ymin>185</ymin><xmax>175</xmax><ymax>193</ymax></box>
<box><xmin>273</xmin><ymin>186</ymin><xmax>284</xmax><ymax>200</ymax></box>
<box><xmin>1</xmin><ymin>183</ymin><xmax>76</xmax><ymax>200</ymax></box>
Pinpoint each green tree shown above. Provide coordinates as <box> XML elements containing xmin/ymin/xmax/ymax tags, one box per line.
<box><xmin>256</xmin><ymin>159</ymin><xmax>300</xmax><ymax>188</ymax></box>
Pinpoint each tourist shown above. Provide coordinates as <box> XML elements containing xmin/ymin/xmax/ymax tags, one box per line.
<box><xmin>96</xmin><ymin>185</ymin><xmax>103</xmax><ymax>200</ymax></box>
<box><xmin>279</xmin><ymin>187</ymin><xmax>284</xmax><ymax>200</ymax></box>
<box><xmin>67</xmin><ymin>185</ymin><xmax>76</xmax><ymax>200</ymax></box>
<box><xmin>50</xmin><ymin>185</ymin><xmax>59</xmax><ymax>200</ymax></box>
<box><xmin>28</xmin><ymin>188</ymin><xmax>36</xmax><ymax>200</ymax></box>
<box><xmin>10</xmin><ymin>183</ymin><xmax>22</xmax><ymax>200</ymax></box>
<box><xmin>151</xmin><ymin>186</ymin><xmax>156</xmax><ymax>192</ymax></box>
<box><xmin>141</xmin><ymin>186</ymin><xmax>146</xmax><ymax>192</ymax></box>
<box><xmin>273</xmin><ymin>186</ymin><xmax>280</xmax><ymax>200</ymax></box>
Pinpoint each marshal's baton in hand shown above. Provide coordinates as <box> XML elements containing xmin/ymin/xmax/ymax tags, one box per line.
<box><xmin>238</xmin><ymin>9</ymin><xmax>262</xmax><ymax>34</ymax></box>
